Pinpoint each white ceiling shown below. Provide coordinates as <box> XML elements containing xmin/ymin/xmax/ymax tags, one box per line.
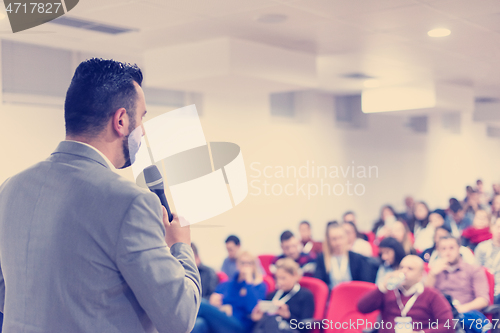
<box><xmin>1</xmin><ymin>0</ymin><xmax>500</xmax><ymax>103</ymax></box>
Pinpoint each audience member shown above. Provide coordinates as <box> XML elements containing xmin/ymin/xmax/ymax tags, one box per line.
<box><xmin>315</xmin><ymin>222</ymin><xmax>375</xmax><ymax>289</ymax></box>
<box><xmin>270</xmin><ymin>231</ymin><xmax>316</xmax><ymax>277</ymax></box>
<box><xmin>474</xmin><ymin>216</ymin><xmax>500</xmax><ymax>304</ymax></box>
<box><xmin>408</xmin><ymin>201</ymin><xmax>430</xmax><ymax>235</ymax></box>
<box><xmin>387</xmin><ymin>220</ymin><xmax>417</xmax><ymax>255</ymax></box>
<box><xmin>372</xmin><ymin>205</ymin><xmax>398</xmax><ymax>238</ymax></box>
<box><xmin>476</xmin><ymin>179</ymin><xmax>491</xmax><ymax>207</ymax></box>
<box><xmin>193</xmin><ymin>251</ymin><xmax>267</xmax><ymax>333</ymax></box>
<box><xmin>342</xmin><ymin>222</ymin><xmax>372</xmax><ymax>257</ymax></box>
<box><xmin>192</xmin><ymin>243</ymin><xmax>219</xmax><ymax>300</ymax></box>
<box><xmin>426</xmin><ymin>237</ymin><xmax>489</xmax><ymax>314</ymax></box>
<box><xmin>400</xmin><ymin>195</ymin><xmax>415</xmax><ymax>224</ymax></box>
<box><xmin>343</xmin><ymin>211</ymin><xmax>369</xmax><ymax>241</ymax></box>
<box><xmin>445</xmin><ymin>198</ymin><xmax>473</xmax><ymax>238</ymax></box>
<box><xmin>490</xmin><ymin>194</ymin><xmax>500</xmax><ymax>221</ymax></box>
<box><xmin>358</xmin><ymin>255</ymin><xmax>453</xmax><ymax>333</ymax></box>
<box><xmin>463</xmin><ymin>189</ymin><xmax>483</xmax><ymax>219</ymax></box>
<box><xmin>221</xmin><ymin>235</ymin><xmax>241</xmax><ymax>279</ymax></box>
<box><xmin>251</xmin><ymin>258</ymin><xmax>314</xmax><ymax>333</ymax></box>
<box><xmin>375</xmin><ymin>237</ymin><xmax>406</xmax><ymax>284</ymax></box>
<box><xmin>413</xmin><ymin>209</ymin><xmax>447</xmax><ymax>253</ymax></box>
<box><xmin>298</xmin><ymin>221</ymin><xmax>322</xmax><ymax>259</ymax></box>
<box><xmin>462</xmin><ymin>209</ymin><xmax>492</xmax><ymax>250</ymax></box>
<box><xmin>421</xmin><ymin>227</ymin><xmax>476</xmax><ymax>266</ymax></box>
<box><xmin>491</xmin><ymin>184</ymin><xmax>500</xmax><ymax>205</ymax></box>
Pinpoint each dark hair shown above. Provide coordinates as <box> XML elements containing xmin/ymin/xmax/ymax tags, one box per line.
<box><xmin>280</xmin><ymin>230</ymin><xmax>294</xmax><ymax>243</ymax></box>
<box><xmin>327</xmin><ymin>220</ymin><xmax>339</xmax><ymax>227</ymax></box>
<box><xmin>378</xmin><ymin>237</ymin><xmax>406</xmax><ymax>269</ymax></box>
<box><xmin>343</xmin><ymin>211</ymin><xmax>355</xmax><ymax>219</ymax></box>
<box><xmin>343</xmin><ymin>221</ymin><xmax>362</xmax><ymax>239</ymax></box>
<box><xmin>191</xmin><ymin>243</ymin><xmax>198</xmax><ymax>257</ymax></box>
<box><xmin>449</xmin><ymin>198</ymin><xmax>463</xmax><ymax>213</ymax></box>
<box><xmin>64</xmin><ymin>58</ymin><xmax>143</xmax><ymax>137</ymax></box>
<box><xmin>299</xmin><ymin>220</ymin><xmax>311</xmax><ymax>227</ymax></box>
<box><xmin>225</xmin><ymin>235</ymin><xmax>240</xmax><ymax>246</ymax></box>
<box><xmin>408</xmin><ymin>201</ymin><xmax>430</xmax><ymax>232</ymax></box>
<box><xmin>432</xmin><ymin>226</ymin><xmax>451</xmax><ymax>248</ymax></box>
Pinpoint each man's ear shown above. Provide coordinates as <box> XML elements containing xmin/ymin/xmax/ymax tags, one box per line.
<box><xmin>112</xmin><ymin>108</ymin><xmax>128</xmax><ymax>137</ymax></box>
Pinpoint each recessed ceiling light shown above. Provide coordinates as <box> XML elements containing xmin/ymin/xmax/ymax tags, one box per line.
<box><xmin>363</xmin><ymin>79</ymin><xmax>380</xmax><ymax>88</ymax></box>
<box><xmin>256</xmin><ymin>14</ymin><xmax>288</xmax><ymax>24</ymax></box>
<box><xmin>428</xmin><ymin>28</ymin><xmax>451</xmax><ymax>37</ymax></box>
<box><xmin>0</xmin><ymin>12</ymin><xmax>6</xmax><ymax>20</ymax></box>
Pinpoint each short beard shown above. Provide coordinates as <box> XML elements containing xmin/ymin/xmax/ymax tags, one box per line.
<box><xmin>120</xmin><ymin>114</ymin><xmax>137</xmax><ymax>169</ymax></box>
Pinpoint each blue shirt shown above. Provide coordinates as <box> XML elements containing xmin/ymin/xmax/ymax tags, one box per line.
<box><xmin>221</xmin><ymin>257</ymin><xmax>238</xmax><ymax>280</ymax></box>
<box><xmin>215</xmin><ymin>273</ymin><xmax>267</xmax><ymax>332</ymax></box>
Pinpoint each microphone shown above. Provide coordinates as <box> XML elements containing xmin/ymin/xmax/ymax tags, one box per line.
<box><xmin>143</xmin><ymin>165</ymin><xmax>174</xmax><ymax>223</ymax></box>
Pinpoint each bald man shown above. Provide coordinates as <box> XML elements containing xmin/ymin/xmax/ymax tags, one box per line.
<box><xmin>358</xmin><ymin>255</ymin><xmax>453</xmax><ymax>333</ymax></box>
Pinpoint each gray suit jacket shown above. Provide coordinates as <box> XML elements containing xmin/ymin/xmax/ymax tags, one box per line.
<box><xmin>0</xmin><ymin>141</ymin><xmax>201</xmax><ymax>333</ymax></box>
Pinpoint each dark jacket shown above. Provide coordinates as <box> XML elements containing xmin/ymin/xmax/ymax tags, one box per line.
<box><xmin>314</xmin><ymin>251</ymin><xmax>376</xmax><ymax>288</ymax></box>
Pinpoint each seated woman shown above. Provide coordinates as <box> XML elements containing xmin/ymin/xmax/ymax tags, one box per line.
<box><xmin>342</xmin><ymin>221</ymin><xmax>373</xmax><ymax>257</ymax></box>
<box><xmin>251</xmin><ymin>258</ymin><xmax>315</xmax><ymax>333</ymax></box>
<box><xmin>191</xmin><ymin>250</ymin><xmax>267</xmax><ymax>333</ymax></box>
<box><xmin>315</xmin><ymin>222</ymin><xmax>376</xmax><ymax>289</ymax></box>
<box><xmin>371</xmin><ymin>205</ymin><xmax>398</xmax><ymax>238</ymax></box>
<box><xmin>462</xmin><ymin>209</ymin><xmax>492</xmax><ymax>250</ymax></box>
<box><xmin>387</xmin><ymin>219</ymin><xmax>417</xmax><ymax>255</ymax></box>
<box><xmin>374</xmin><ymin>237</ymin><xmax>406</xmax><ymax>284</ymax></box>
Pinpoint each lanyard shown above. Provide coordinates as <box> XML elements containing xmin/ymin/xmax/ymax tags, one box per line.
<box><xmin>331</xmin><ymin>254</ymin><xmax>349</xmax><ymax>282</ymax></box>
<box><xmin>272</xmin><ymin>283</ymin><xmax>301</xmax><ymax>304</ymax></box>
<box><xmin>394</xmin><ymin>285</ymin><xmax>422</xmax><ymax>317</ymax></box>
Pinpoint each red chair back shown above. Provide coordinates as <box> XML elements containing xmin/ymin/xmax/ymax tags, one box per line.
<box><xmin>258</xmin><ymin>255</ymin><xmax>275</xmax><ymax>276</ymax></box>
<box><xmin>216</xmin><ymin>271</ymin><xmax>228</xmax><ymax>284</ymax></box>
<box><xmin>263</xmin><ymin>274</ymin><xmax>275</xmax><ymax>294</ymax></box>
<box><xmin>324</xmin><ymin>281</ymin><xmax>379</xmax><ymax>332</ymax></box>
<box><xmin>299</xmin><ymin>276</ymin><xmax>329</xmax><ymax>333</ymax></box>
<box><xmin>484</xmin><ymin>268</ymin><xmax>495</xmax><ymax>305</ymax></box>
<box><xmin>365</xmin><ymin>232</ymin><xmax>376</xmax><ymax>243</ymax></box>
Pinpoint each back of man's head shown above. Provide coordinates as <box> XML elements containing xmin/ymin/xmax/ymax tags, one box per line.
<box><xmin>280</xmin><ymin>230</ymin><xmax>294</xmax><ymax>243</ymax></box>
<box><xmin>225</xmin><ymin>235</ymin><xmax>240</xmax><ymax>246</ymax></box>
<box><xmin>65</xmin><ymin>58</ymin><xmax>143</xmax><ymax>137</ymax></box>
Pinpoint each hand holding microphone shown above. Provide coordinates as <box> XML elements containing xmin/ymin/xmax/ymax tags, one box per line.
<box><xmin>144</xmin><ymin>165</ymin><xmax>191</xmax><ymax>247</ymax></box>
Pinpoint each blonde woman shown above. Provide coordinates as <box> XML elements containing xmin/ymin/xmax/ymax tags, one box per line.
<box><xmin>192</xmin><ymin>250</ymin><xmax>267</xmax><ymax>333</ymax></box>
<box><xmin>314</xmin><ymin>222</ymin><xmax>375</xmax><ymax>289</ymax></box>
<box><xmin>251</xmin><ymin>258</ymin><xmax>315</xmax><ymax>333</ymax></box>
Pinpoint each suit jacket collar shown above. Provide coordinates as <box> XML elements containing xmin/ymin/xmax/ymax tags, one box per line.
<box><xmin>51</xmin><ymin>141</ymin><xmax>111</xmax><ymax>169</ymax></box>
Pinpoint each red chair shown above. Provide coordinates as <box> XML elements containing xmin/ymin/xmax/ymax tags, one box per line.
<box><xmin>258</xmin><ymin>254</ymin><xmax>275</xmax><ymax>276</ymax></box>
<box><xmin>299</xmin><ymin>276</ymin><xmax>329</xmax><ymax>333</ymax></box>
<box><xmin>263</xmin><ymin>274</ymin><xmax>275</xmax><ymax>294</ymax></box>
<box><xmin>323</xmin><ymin>281</ymin><xmax>379</xmax><ymax>333</ymax></box>
<box><xmin>365</xmin><ymin>232</ymin><xmax>376</xmax><ymax>244</ymax></box>
<box><xmin>485</xmin><ymin>268</ymin><xmax>495</xmax><ymax>305</ymax></box>
<box><xmin>216</xmin><ymin>271</ymin><xmax>228</xmax><ymax>284</ymax></box>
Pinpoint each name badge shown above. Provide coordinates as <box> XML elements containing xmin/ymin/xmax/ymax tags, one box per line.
<box><xmin>395</xmin><ymin>316</ymin><xmax>413</xmax><ymax>333</ymax></box>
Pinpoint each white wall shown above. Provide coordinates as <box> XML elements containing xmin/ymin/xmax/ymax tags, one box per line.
<box><xmin>1</xmin><ymin>89</ymin><xmax>500</xmax><ymax>271</ymax></box>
